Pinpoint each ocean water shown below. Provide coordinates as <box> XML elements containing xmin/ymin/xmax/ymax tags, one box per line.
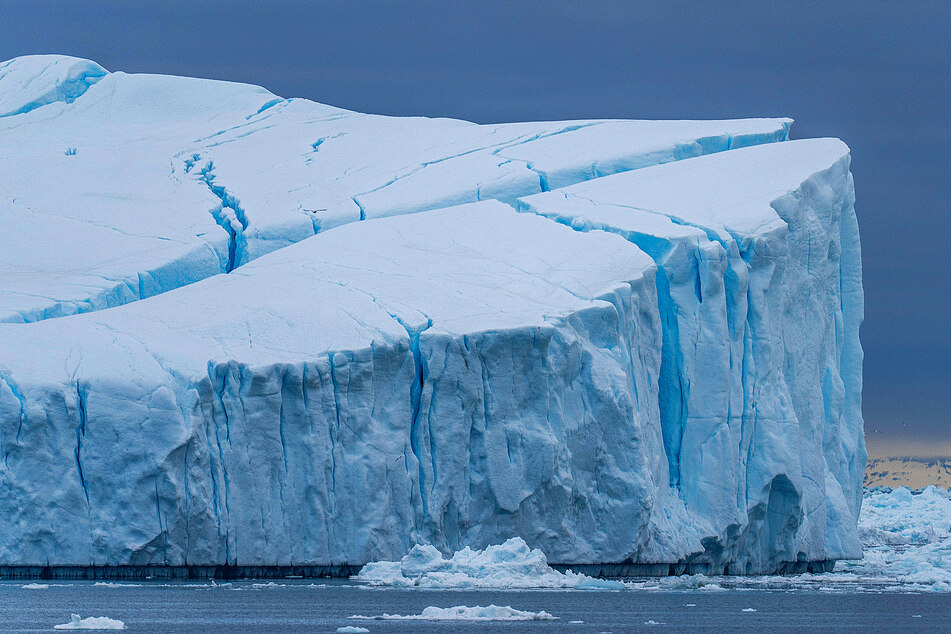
<box><xmin>2</xmin><ymin>580</ymin><xmax>950</xmax><ymax>632</ymax></box>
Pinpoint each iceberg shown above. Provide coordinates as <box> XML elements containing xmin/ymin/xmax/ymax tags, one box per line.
<box><xmin>0</xmin><ymin>56</ymin><xmax>865</xmax><ymax>575</ymax></box>
<box><xmin>0</xmin><ymin>54</ymin><xmax>790</xmax><ymax>324</ymax></box>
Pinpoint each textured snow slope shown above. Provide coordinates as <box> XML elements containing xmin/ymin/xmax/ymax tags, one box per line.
<box><xmin>0</xmin><ymin>55</ymin><xmax>790</xmax><ymax>323</ymax></box>
<box><xmin>519</xmin><ymin>139</ymin><xmax>865</xmax><ymax>568</ymax></box>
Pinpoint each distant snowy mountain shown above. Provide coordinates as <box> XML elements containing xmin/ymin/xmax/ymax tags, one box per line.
<box><xmin>865</xmin><ymin>457</ymin><xmax>951</xmax><ymax>489</ymax></box>
<box><xmin>0</xmin><ymin>55</ymin><xmax>864</xmax><ymax>575</ymax></box>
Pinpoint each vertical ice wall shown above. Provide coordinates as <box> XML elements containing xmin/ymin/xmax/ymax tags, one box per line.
<box><xmin>518</xmin><ymin>138</ymin><xmax>866</xmax><ymax>569</ymax></box>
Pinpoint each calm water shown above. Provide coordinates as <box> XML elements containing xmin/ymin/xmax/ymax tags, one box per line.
<box><xmin>2</xmin><ymin>580</ymin><xmax>950</xmax><ymax>632</ymax></box>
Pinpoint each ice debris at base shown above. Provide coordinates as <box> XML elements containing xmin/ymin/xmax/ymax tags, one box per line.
<box><xmin>53</xmin><ymin>615</ymin><xmax>126</xmax><ymax>630</ymax></box>
<box><xmin>625</xmin><ymin>487</ymin><xmax>951</xmax><ymax>593</ymax></box>
<box><xmin>0</xmin><ymin>55</ymin><xmax>864</xmax><ymax>575</ymax></box>
<box><xmin>354</xmin><ymin>537</ymin><xmax>624</xmax><ymax>589</ymax></box>
<box><xmin>350</xmin><ymin>605</ymin><xmax>557</xmax><ymax>621</ymax></box>
<box><xmin>21</xmin><ymin>582</ymin><xmax>48</xmax><ymax>589</ymax></box>
<box><xmin>837</xmin><ymin>486</ymin><xmax>951</xmax><ymax>592</ymax></box>
<box><xmin>336</xmin><ymin>628</ymin><xmax>370</xmax><ymax>634</ymax></box>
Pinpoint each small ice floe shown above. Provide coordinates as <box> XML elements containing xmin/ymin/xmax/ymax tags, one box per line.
<box><xmin>569</xmin><ymin>620</ymin><xmax>584</xmax><ymax>624</ymax></box>
<box><xmin>629</xmin><ymin>574</ymin><xmax>724</xmax><ymax>591</ymax></box>
<box><xmin>350</xmin><ymin>605</ymin><xmax>556</xmax><ymax>621</ymax></box>
<box><xmin>742</xmin><ymin>608</ymin><xmax>757</xmax><ymax>612</ymax></box>
<box><xmin>92</xmin><ymin>582</ymin><xmax>140</xmax><ymax>588</ymax></box>
<box><xmin>251</xmin><ymin>581</ymin><xmax>285</xmax><ymax>588</ymax></box>
<box><xmin>336</xmin><ymin>627</ymin><xmax>370</xmax><ymax>633</ymax></box>
<box><xmin>21</xmin><ymin>583</ymin><xmax>48</xmax><ymax>589</ymax></box>
<box><xmin>353</xmin><ymin>537</ymin><xmax>625</xmax><ymax>589</ymax></box>
<box><xmin>912</xmin><ymin>615</ymin><xmax>923</xmax><ymax>618</ymax></box>
<box><xmin>644</xmin><ymin>620</ymin><xmax>665</xmax><ymax>625</ymax></box>
<box><xmin>53</xmin><ymin>614</ymin><xmax>126</xmax><ymax>630</ymax></box>
<box><xmin>685</xmin><ymin>603</ymin><xmax>697</xmax><ymax>607</ymax></box>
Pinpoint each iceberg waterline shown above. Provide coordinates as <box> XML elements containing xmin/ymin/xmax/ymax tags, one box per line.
<box><xmin>353</xmin><ymin>489</ymin><xmax>951</xmax><ymax>593</ymax></box>
<box><xmin>0</xmin><ymin>55</ymin><xmax>863</xmax><ymax>574</ymax></box>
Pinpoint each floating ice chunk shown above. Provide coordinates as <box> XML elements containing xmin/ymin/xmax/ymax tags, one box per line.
<box><xmin>350</xmin><ymin>605</ymin><xmax>556</xmax><ymax>621</ymax></box>
<box><xmin>53</xmin><ymin>614</ymin><xmax>126</xmax><ymax>630</ymax></box>
<box><xmin>336</xmin><ymin>628</ymin><xmax>370</xmax><ymax>633</ymax></box>
<box><xmin>742</xmin><ymin>608</ymin><xmax>757</xmax><ymax>612</ymax></box>
<box><xmin>21</xmin><ymin>583</ymin><xmax>48</xmax><ymax>589</ymax></box>
<box><xmin>354</xmin><ymin>537</ymin><xmax>626</xmax><ymax>589</ymax></box>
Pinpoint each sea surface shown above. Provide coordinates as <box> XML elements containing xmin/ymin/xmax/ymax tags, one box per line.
<box><xmin>2</xmin><ymin>580</ymin><xmax>951</xmax><ymax>632</ymax></box>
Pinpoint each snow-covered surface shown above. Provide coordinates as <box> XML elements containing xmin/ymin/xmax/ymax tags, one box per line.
<box><xmin>53</xmin><ymin>614</ymin><xmax>126</xmax><ymax>630</ymax></box>
<box><xmin>355</xmin><ymin>537</ymin><xmax>624</xmax><ymax>589</ymax></box>
<box><xmin>350</xmin><ymin>605</ymin><xmax>557</xmax><ymax>621</ymax></box>
<box><xmin>0</xmin><ymin>55</ymin><xmax>865</xmax><ymax>574</ymax></box>
<box><xmin>0</xmin><ymin>54</ymin><xmax>791</xmax><ymax>324</ymax></box>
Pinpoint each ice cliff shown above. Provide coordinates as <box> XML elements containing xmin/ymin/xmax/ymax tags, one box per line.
<box><xmin>0</xmin><ymin>55</ymin><xmax>863</xmax><ymax>574</ymax></box>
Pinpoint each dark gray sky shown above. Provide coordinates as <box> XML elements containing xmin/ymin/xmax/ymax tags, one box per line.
<box><xmin>3</xmin><ymin>1</ymin><xmax>948</xmax><ymax>455</ymax></box>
